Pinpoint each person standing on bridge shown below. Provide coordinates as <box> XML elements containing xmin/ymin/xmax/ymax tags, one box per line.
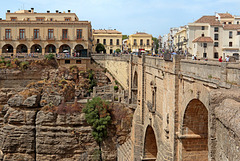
<box><xmin>219</xmin><ymin>56</ymin><xmax>222</xmax><ymax>62</ymax></box>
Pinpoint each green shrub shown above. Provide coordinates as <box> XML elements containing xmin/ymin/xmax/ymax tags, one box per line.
<box><xmin>114</xmin><ymin>85</ymin><xmax>118</xmax><ymax>91</ymax></box>
<box><xmin>20</xmin><ymin>61</ymin><xmax>29</xmax><ymax>70</ymax></box>
<box><xmin>45</xmin><ymin>54</ymin><xmax>55</xmax><ymax>60</ymax></box>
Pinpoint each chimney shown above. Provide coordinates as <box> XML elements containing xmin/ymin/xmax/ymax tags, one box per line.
<box><xmin>28</xmin><ymin>10</ymin><xmax>31</xmax><ymax>13</ymax></box>
<box><xmin>68</xmin><ymin>10</ymin><xmax>71</xmax><ymax>13</ymax></box>
<box><xmin>7</xmin><ymin>10</ymin><xmax>10</xmax><ymax>13</ymax></box>
<box><xmin>31</xmin><ymin>8</ymin><xmax>34</xmax><ymax>13</ymax></box>
<box><xmin>47</xmin><ymin>10</ymin><xmax>50</xmax><ymax>13</ymax></box>
<box><xmin>56</xmin><ymin>10</ymin><xmax>59</xmax><ymax>13</ymax></box>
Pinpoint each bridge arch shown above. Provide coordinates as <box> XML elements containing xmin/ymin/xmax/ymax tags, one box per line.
<box><xmin>181</xmin><ymin>99</ymin><xmax>208</xmax><ymax>161</ymax></box>
<box><xmin>143</xmin><ymin>125</ymin><xmax>158</xmax><ymax>160</ymax></box>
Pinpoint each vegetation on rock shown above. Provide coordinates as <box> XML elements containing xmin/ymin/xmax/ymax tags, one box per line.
<box><xmin>83</xmin><ymin>97</ymin><xmax>111</xmax><ymax>161</ymax></box>
<box><xmin>45</xmin><ymin>53</ymin><xmax>55</xmax><ymax>60</ymax></box>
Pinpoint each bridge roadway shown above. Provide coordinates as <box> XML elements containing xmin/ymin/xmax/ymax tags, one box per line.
<box><xmin>92</xmin><ymin>54</ymin><xmax>240</xmax><ymax>161</ymax></box>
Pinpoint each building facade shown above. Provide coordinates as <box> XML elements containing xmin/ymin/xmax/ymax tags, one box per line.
<box><xmin>0</xmin><ymin>8</ymin><xmax>92</xmax><ymax>56</ymax></box>
<box><xmin>173</xmin><ymin>26</ymin><xmax>188</xmax><ymax>54</ymax></box>
<box><xmin>128</xmin><ymin>32</ymin><xmax>152</xmax><ymax>53</ymax></box>
<box><xmin>93</xmin><ymin>29</ymin><xmax>122</xmax><ymax>54</ymax></box>
<box><xmin>188</xmin><ymin>13</ymin><xmax>240</xmax><ymax>60</ymax></box>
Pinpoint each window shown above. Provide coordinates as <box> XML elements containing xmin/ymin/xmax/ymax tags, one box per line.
<box><xmin>110</xmin><ymin>39</ymin><xmax>113</xmax><ymax>45</ymax></box>
<box><xmin>76</xmin><ymin>60</ymin><xmax>81</xmax><ymax>64</ymax></box>
<box><xmin>34</xmin><ymin>29</ymin><xmax>39</xmax><ymax>39</ymax></box>
<box><xmin>62</xmin><ymin>29</ymin><xmax>68</xmax><ymax>39</ymax></box>
<box><xmin>103</xmin><ymin>39</ymin><xmax>106</xmax><ymax>45</ymax></box>
<box><xmin>5</xmin><ymin>29</ymin><xmax>11</xmax><ymax>39</ymax></box>
<box><xmin>19</xmin><ymin>29</ymin><xmax>25</xmax><ymax>39</ymax></box>
<box><xmin>147</xmin><ymin>39</ymin><xmax>150</xmax><ymax>45</ymax></box>
<box><xmin>116</xmin><ymin>39</ymin><xmax>119</xmax><ymax>45</ymax></box>
<box><xmin>97</xmin><ymin>39</ymin><xmax>100</xmax><ymax>44</ymax></box>
<box><xmin>214</xmin><ymin>42</ymin><xmax>219</xmax><ymax>47</ymax></box>
<box><xmin>229</xmin><ymin>31</ymin><xmax>233</xmax><ymax>38</ymax></box>
<box><xmin>11</xmin><ymin>17</ymin><xmax>16</xmax><ymax>21</ymax></box>
<box><xmin>36</xmin><ymin>18</ymin><xmax>44</xmax><ymax>21</ymax></box>
<box><xmin>50</xmin><ymin>18</ymin><xmax>53</xmax><ymax>21</ymax></box>
<box><xmin>214</xmin><ymin>34</ymin><xmax>218</xmax><ymax>40</ymax></box>
<box><xmin>229</xmin><ymin>42</ymin><xmax>232</xmax><ymax>47</ymax></box>
<box><xmin>201</xmin><ymin>26</ymin><xmax>205</xmax><ymax>30</ymax></box>
<box><xmin>201</xmin><ymin>34</ymin><xmax>204</xmax><ymax>37</ymax></box>
<box><xmin>48</xmin><ymin>29</ymin><xmax>54</xmax><ymax>39</ymax></box>
<box><xmin>65</xmin><ymin>18</ymin><xmax>71</xmax><ymax>21</ymax></box>
<box><xmin>214</xmin><ymin>52</ymin><xmax>219</xmax><ymax>59</ymax></box>
<box><xmin>237</xmin><ymin>21</ymin><xmax>239</xmax><ymax>24</ymax></box>
<box><xmin>224</xmin><ymin>22</ymin><xmax>226</xmax><ymax>24</ymax></box>
<box><xmin>77</xmin><ymin>29</ymin><xmax>82</xmax><ymax>39</ymax></box>
<box><xmin>134</xmin><ymin>39</ymin><xmax>137</xmax><ymax>45</ymax></box>
<box><xmin>214</xmin><ymin>27</ymin><xmax>219</xmax><ymax>32</ymax></box>
<box><xmin>27</xmin><ymin>18</ymin><xmax>30</xmax><ymax>21</ymax></box>
<box><xmin>229</xmin><ymin>22</ymin><xmax>232</xmax><ymax>24</ymax></box>
<box><xmin>203</xmin><ymin>53</ymin><xmax>207</xmax><ymax>58</ymax></box>
<box><xmin>237</xmin><ymin>31</ymin><xmax>240</xmax><ymax>35</ymax></box>
<box><xmin>140</xmin><ymin>39</ymin><xmax>143</xmax><ymax>45</ymax></box>
<box><xmin>203</xmin><ymin>43</ymin><xmax>207</xmax><ymax>48</ymax></box>
<box><xmin>65</xmin><ymin>60</ymin><xmax>70</xmax><ymax>64</ymax></box>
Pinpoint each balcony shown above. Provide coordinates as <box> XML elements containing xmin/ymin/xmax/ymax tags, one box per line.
<box><xmin>32</xmin><ymin>36</ymin><xmax>41</xmax><ymax>41</ymax></box>
<box><xmin>46</xmin><ymin>36</ymin><xmax>55</xmax><ymax>41</ymax></box>
<box><xmin>61</xmin><ymin>36</ymin><xmax>70</xmax><ymax>41</ymax></box>
<box><xmin>3</xmin><ymin>36</ymin><xmax>12</xmax><ymax>41</ymax></box>
<box><xmin>17</xmin><ymin>36</ymin><xmax>27</xmax><ymax>41</ymax></box>
<box><xmin>75</xmin><ymin>36</ymin><xmax>84</xmax><ymax>41</ymax></box>
<box><xmin>222</xmin><ymin>45</ymin><xmax>240</xmax><ymax>50</ymax></box>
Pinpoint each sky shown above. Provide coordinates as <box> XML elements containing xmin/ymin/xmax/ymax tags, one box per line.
<box><xmin>1</xmin><ymin>0</ymin><xmax>240</xmax><ymax>37</ymax></box>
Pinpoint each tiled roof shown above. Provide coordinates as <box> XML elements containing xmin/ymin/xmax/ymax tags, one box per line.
<box><xmin>192</xmin><ymin>36</ymin><xmax>213</xmax><ymax>43</ymax></box>
<box><xmin>223</xmin><ymin>24</ymin><xmax>240</xmax><ymax>30</ymax></box>
<box><xmin>218</xmin><ymin>13</ymin><xmax>234</xmax><ymax>18</ymax></box>
<box><xmin>93</xmin><ymin>29</ymin><xmax>121</xmax><ymax>34</ymax></box>
<box><xmin>194</xmin><ymin>16</ymin><xmax>222</xmax><ymax>26</ymax></box>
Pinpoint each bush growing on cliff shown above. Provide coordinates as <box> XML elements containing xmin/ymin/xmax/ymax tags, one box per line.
<box><xmin>20</xmin><ymin>61</ymin><xmax>29</xmax><ymax>70</ymax></box>
<box><xmin>83</xmin><ymin>97</ymin><xmax>111</xmax><ymax>161</ymax></box>
<box><xmin>45</xmin><ymin>53</ymin><xmax>55</xmax><ymax>60</ymax></box>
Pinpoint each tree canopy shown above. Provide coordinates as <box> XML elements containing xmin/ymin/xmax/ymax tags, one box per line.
<box><xmin>95</xmin><ymin>43</ymin><xmax>106</xmax><ymax>53</ymax></box>
<box><xmin>115</xmin><ymin>48</ymin><xmax>121</xmax><ymax>53</ymax></box>
<box><xmin>83</xmin><ymin>97</ymin><xmax>111</xmax><ymax>143</ymax></box>
<box><xmin>122</xmin><ymin>35</ymin><xmax>128</xmax><ymax>40</ymax></box>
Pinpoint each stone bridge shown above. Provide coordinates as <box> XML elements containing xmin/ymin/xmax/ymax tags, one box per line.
<box><xmin>91</xmin><ymin>54</ymin><xmax>240</xmax><ymax>161</ymax></box>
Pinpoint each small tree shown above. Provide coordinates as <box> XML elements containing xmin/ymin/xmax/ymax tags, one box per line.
<box><xmin>45</xmin><ymin>53</ymin><xmax>55</xmax><ymax>60</ymax></box>
<box><xmin>83</xmin><ymin>97</ymin><xmax>111</xmax><ymax>161</ymax></box>
<box><xmin>115</xmin><ymin>48</ymin><xmax>121</xmax><ymax>53</ymax></box>
<box><xmin>96</xmin><ymin>43</ymin><xmax>106</xmax><ymax>53</ymax></box>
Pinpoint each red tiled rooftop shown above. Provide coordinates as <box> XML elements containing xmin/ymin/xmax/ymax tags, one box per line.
<box><xmin>192</xmin><ymin>36</ymin><xmax>213</xmax><ymax>43</ymax></box>
<box><xmin>223</xmin><ymin>24</ymin><xmax>240</xmax><ymax>30</ymax></box>
<box><xmin>218</xmin><ymin>13</ymin><xmax>234</xmax><ymax>18</ymax></box>
<box><xmin>194</xmin><ymin>16</ymin><xmax>222</xmax><ymax>26</ymax></box>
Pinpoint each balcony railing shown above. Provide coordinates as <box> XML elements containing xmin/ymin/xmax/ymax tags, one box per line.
<box><xmin>61</xmin><ymin>36</ymin><xmax>70</xmax><ymax>40</ymax></box>
<box><xmin>223</xmin><ymin>45</ymin><xmax>239</xmax><ymax>48</ymax></box>
<box><xmin>32</xmin><ymin>36</ymin><xmax>41</xmax><ymax>40</ymax></box>
<box><xmin>75</xmin><ymin>36</ymin><xmax>84</xmax><ymax>41</ymax></box>
<box><xmin>46</xmin><ymin>36</ymin><xmax>55</xmax><ymax>40</ymax></box>
<box><xmin>3</xmin><ymin>36</ymin><xmax>12</xmax><ymax>40</ymax></box>
<box><xmin>17</xmin><ymin>36</ymin><xmax>27</xmax><ymax>40</ymax></box>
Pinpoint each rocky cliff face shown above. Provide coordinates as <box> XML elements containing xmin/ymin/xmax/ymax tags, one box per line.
<box><xmin>0</xmin><ymin>60</ymin><xmax>133</xmax><ymax>161</ymax></box>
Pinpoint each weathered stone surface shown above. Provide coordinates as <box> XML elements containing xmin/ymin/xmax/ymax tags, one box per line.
<box><xmin>7</xmin><ymin>94</ymin><xmax>24</xmax><ymax>107</ymax></box>
<box><xmin>23</xmin><ymin>95</ymin><xmax>39</xmax><ymax>107</ymax></box>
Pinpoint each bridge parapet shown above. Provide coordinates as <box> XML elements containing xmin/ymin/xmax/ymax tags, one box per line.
<box><xmin>180</xmin><ymin>59</ymin><xmax>240</xmax><ymax>88</ymax></box>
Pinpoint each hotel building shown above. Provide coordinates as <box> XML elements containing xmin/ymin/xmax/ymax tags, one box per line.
<box><xmin>0</xmin><ymin>8</ymin><xmax>93</xmax><ymax>56</ymax></box>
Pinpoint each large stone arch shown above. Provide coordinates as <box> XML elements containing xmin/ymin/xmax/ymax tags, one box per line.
<box><xmin>143</xmin><ymin>125</ymin><xmax>158</xmax><ymax>160</ymax></box>
<box><xmin>2</xmin><ymin>44</ymin><xmax>13</xmax><ymax>53</ymax></box>
<box><xmin>181</xmin><ymin>99</ymin><xmax>208</xmax><ymax>161</ymax></box>
<box><xmin>16</xmin><ymin>44</ymin><xmax>28</xmax><ymax>53</ymax></box>
<box><xmin>45</xmin><ymin>44</ymin><xmax>56</xmax><ymax>53</ymax></box>
<box><xmin>31</xmin><ymin>44</ymin><xmax>42</xmax><ymax>53</ymax></box>
<box><xmin>74</xmin><ymin>44</ymin><xmax>84</xmax><ymax>52</ymax></box>
<box><xmin>59</xmin><ymin>44</ymin><xmax>71</xmax><ymax>53</ymax></box>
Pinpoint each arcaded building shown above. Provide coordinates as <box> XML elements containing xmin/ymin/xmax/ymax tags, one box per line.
<box><xmin>93</xmin><ymin>29</ymin><xmax>122</xmax><ymax>54</ymax></box>
<box><xmin>0</xmin><ymin>8</ymin><xmax>93</xmax><ymax>56</ymax></box>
